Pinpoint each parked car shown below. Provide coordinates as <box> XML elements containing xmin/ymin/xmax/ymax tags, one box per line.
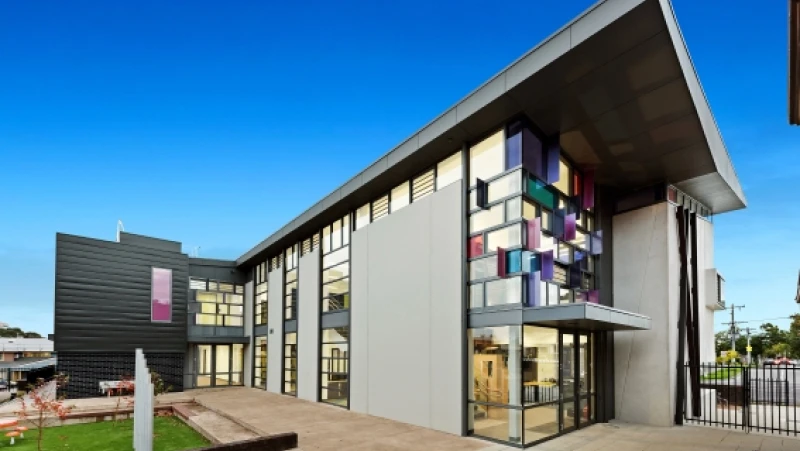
<box><xmin>765</xmin><ymin>357</ymin><xmax>794</xmax><ymax>365</ymax></box>
<box><xmin>0</xmin><ymin>379</ymin><xmax>6</xmax><ymax>391</ymax></box>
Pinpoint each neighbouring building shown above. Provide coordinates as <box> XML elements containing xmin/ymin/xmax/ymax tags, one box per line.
<box><xmin>52</xmin><ymin>0</ymin><xmax>744</xmax><ymax>446</ymax></box>
<box><xmin>0</xmin><ymin>337</ymin><xmax>56</xmax><ymax>387</ymax></box>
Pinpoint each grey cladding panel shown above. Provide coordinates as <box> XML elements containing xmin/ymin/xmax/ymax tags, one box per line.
<box><xmin>54</xmin><ymin>233</ymin><xmax>189</xmax><ymax>353</ymax></box>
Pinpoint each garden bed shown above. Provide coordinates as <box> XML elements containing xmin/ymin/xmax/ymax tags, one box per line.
<box><xmin>0</xmin><ymin>415</ymin><xmax>209</xmax><ymax>450</ymax></box>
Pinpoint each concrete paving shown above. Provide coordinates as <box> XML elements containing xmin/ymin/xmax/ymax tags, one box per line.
<box><xmin>190</xmin><ymin>387</ymin><xmax>487</xmax><ymax>450</ymax></box>
<box><xmin>481</xmin><ymin>421</ymin><xmax>800</xmax><ymax>451</ymax></box>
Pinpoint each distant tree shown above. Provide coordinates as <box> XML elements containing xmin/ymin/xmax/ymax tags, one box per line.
<box><xmin>766</xmin><ymin>343</ymin><xmax>791</xmax><ymax>358</ymax></box>
<box><xmin>0</xmin><ymin>327</ymin><xmax>42</xmax><ymax>338</ymax></box>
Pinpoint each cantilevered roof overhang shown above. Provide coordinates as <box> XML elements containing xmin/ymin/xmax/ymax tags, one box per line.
<box><xmin>469</xmin><ymin>304</ymin><xmax>651</xmax><ymax>331</ymax></box>
<box><xmin>238</xmin><ymin>0</ymin><xmax>746</xmax><ymax>268</ymax></box>
<box><xmin>791</xmin><ymin>0</ymin><xmax>799</xmax><ymax>125</ymax></box>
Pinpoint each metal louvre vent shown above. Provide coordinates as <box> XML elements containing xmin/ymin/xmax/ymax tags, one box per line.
<box><xmin>302</xmin><ymin>238</ymin><xmax>312</xmax><ymax>255</ymax></box>
<box><xmin>412</xmin><ymin>169</ymin><xmax>435</xmax><ymax>201</ymax></box>
<box><xmin>371</xmin><ymin>195</ymin><xmax>389</xmax><ymax>220</ymax></box>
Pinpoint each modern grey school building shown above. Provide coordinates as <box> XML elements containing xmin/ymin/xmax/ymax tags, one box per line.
<box><xmin>52</xmin><ymin>0</ymin><xmax>745</xmax><ymax>446</ymax></box>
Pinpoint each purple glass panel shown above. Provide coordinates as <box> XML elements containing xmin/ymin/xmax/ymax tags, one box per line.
<box><xmin>583</xmin><ymin>169</ymin><xmax>595</xmax><ymax>209</ymax></box>
<box><xmin>526</xmin><ymin>218</ymin><xmax>541</xmax><ymax>251</ymax></box>
<box><xmin>590</xmin><ymin>230</ymin><xmax>603</xmax><ymax>256</ymax></box>
<box><xmin>497</xmin><ymin>247</ymin><xmax>507</xmax><ymax>278</ymax></box>
<box><xmin>568</xmin><ymin>263</ymin><xmax>581</xmax><ymax>288</ymax></box>
<box><xmin>545</xmin><ymin>140</ymin><xmax>561</xmax><ymax>184</ymax></box>
<box><xmin>522</xmin><ymin>128</ymin><xmax>544</xmax><ymax>180</ymax></box>
<box><xmin>565</xmin><ymin>213</ymin><xmax>577</xmax><ymax>241</ymax></box>
<box><xmin>540</xmin><ymin>250</ymin><xmax>554</xmax><ymax>281</ymax></box>
<box><xmin>506</xmin><ymin>132</ymin><xmax>522</xmax><ymax>169</ymax></box>
<box><xmin>151</xmin><ymin>267</ymin><xmax>172</xmax><ymax>323</ymax></box>
<box><xmin>588</xmin><ymin>290</ymin><xmax>600</xmax><ymax>304</ymax></box>
<box><xmin>527</xmin><ymin>270</ymin><xmax>541</xmax><ymax>307</ymax></box>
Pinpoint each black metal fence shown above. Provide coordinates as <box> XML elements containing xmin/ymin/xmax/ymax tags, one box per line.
<box><xmin>684</xmin><ymin>363</ymin><xmax>800</xmax><ymax>435</ymax></box>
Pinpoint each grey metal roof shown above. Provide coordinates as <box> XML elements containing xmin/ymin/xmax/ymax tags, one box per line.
<box><xmin>0</xmin><ymin>338</ymin><xmax>53</xmax><ymax>353</ymax></box>
<box><xmin>237</xmin><ymin>0</ymin><xmax>746</xmax><ymax>267</ymax></box>
<box><xmin>0</xmin><ymin>357</ymin><xmax>56</xmax><ymax>371</ymax></box>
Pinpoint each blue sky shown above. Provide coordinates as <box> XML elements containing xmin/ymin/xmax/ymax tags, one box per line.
<box><xmin>0</xmin><ymin>0</ymin><xmax>797</xmax><ymax>336</ymax></box>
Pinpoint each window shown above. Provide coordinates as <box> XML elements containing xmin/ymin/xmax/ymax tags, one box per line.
<box><xmin>255</xmin><ymin>261</ymin><xmax>268</xmax><ymax>326</ymax></box>
<box><xmin>391</xmin><ymin>182</ymin><xmax>410</xmax><ymax>212</ymax></box>
<box><xmin>355</xmin><ymin>204</ymin><xmax>370</xmax><ymax>230</ymax></box>
<box><xmin>254</xmin><ymin>336</ymin><xmax>267</xmax><ymax>389</ymax></box>
<box><xmin>196</xmin><ymin>344</ymin><xmax>243</xmax><ymax>388</ymax></box>
<box><xmin>285</xmin><ymin>269</ymin><xmax>298</xmax><ymax>320</ymax></box>
<box><xmin>485</xmin><ymin>277</ymin><xmax>522</xmax><ymax>306</ymax></box>
<box><xmin>488</xmin><ymin>170</ymin><xmax>522</xmax><ymax>203</ymax></box>
<box><xmin>469</xmin><ymin>255</ymin><xmax>498</xmax><ymax>282</ymax></box>
<box><xmin>469</xmin><ymin>130</ymin><xmax>504</xmax><ymax>185</ymax></box>
<box><xmin>553</xmin><ymin>158</ymin><xmax>570</xmax><ymax>195</ymax></box>
<box><xmin>283</xmin><ymin>332</ymin><xmax>297</xmax><ymax>395</ymax></box>
<box><xmin>485</xmin><ymin>224</ymin><xmax>522</xmax><ymax>250</ymax></box>
<box><xmin>437</xmin><ymin>151</ymin><xmax>462</xmax><ymax>189</ymax></box>
<box><xmin>192</xmin><ymin>278</ymin><xmax>244</xmax><ymax>327</ymax></box>
<box><xmin>320</xmin><ymin>327</ymin><xmax>349</xmax><ymax>407</ymax></box>
<box><xmin>321</xmin><ymin>235</ymin><xmax>350</xmax><ymax>313</ymax></box>
<box><xmin>469</xmin><ymin>203</ymin><xmax>504</xmax><ymax>234</ymax></box>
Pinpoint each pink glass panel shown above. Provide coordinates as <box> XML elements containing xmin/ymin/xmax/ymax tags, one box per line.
<box><xmin>151</xmin><ymin>267</ymin><xmax>172</xmax><ymax>323</ymax></box>
<box><xmin>468</xmin><ymin>235</ymin><xmax>484</xmax><ymax>258</ymax></box>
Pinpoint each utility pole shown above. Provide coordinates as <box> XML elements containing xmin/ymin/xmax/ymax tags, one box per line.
<box><xmin>722</xmin><ymin>304</ymin><xmax>745</xmax><ymax>353</ymax></box>
<box><xmin>744</xmin><ymin>327</ymin><xmax>753</xmax><ymax>365</ymax></box>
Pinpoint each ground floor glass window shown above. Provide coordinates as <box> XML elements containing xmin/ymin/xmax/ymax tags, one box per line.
<box><xmin>254</xmin><ymin>336</ymin><xmax>267</xmax><ymax>389</ymax></box>
<box><xmin>284</xmin><ymin>332</ymin><xmax>297</xmax><ymax>395</ymax></box>
<box><xmin>320</xmin><ymin>327</ymin><xmax>349</xmax><ymax>407</ymax></box>
<box><xmin>468</xmin><ymin>325</ymin><xmax>595</xmax><ymax>446</ymax></box>
<box><xmin>195</xmin><ymin>343</ymin><xmax>244</xmax><ymax>388</ymax></box>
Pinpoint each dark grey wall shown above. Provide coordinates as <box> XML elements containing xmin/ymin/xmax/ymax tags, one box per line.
<box><xmin>54</xmin><ymin>233</ymin><xmax>189</xmax><ymax>353</ymax></box>
<box><xmin>188</xmin><ymin>258</ymin><xmax>246</xmax><ymax>284</ymax></box>
<box><xmin>595</xmin><ymin>185</ymin><xmax>616</xmax><ymax>422</ymax></box>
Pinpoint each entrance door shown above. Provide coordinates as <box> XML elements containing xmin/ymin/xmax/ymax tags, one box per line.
<box><xmin>577</xmin><ymin>333</ymin><xmax>591</xmax><ymax>427</ymax></box>
<box><xmin>559</xmin><ymin>331</ymin><xmax>593</xmax><ymax>432</ymax></box>
<box><xmin>194</xmin><ymin>344</ymin><xmax>245</xmax><ymax>388</ymax></box>
<box><xmin>560</xmin><ymin>333</ymin><xmax>577</xmax><ymax>432</ymax></box>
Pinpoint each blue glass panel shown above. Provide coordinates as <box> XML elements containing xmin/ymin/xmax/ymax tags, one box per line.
<box><xmin>506</xmin><ymin>132</ymin><xmax>522</xmax><ymax>169</ymax></box>
<box><xmin>507</xmin><ymin>249</ymin><xmax>522</xmax><ymax>273</ymax></box>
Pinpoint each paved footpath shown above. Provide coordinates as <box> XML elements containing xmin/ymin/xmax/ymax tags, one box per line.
<box><xmin>481</xmin><ymin>421</ymin><xmax>800</xmax><ymax>451</ymax></box>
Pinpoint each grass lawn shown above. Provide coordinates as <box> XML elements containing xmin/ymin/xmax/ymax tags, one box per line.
<box><xmin>0</xmin><ymin>416</ymin><xmax>209</xmax><ymax>450</ymax></box>
<box><xmin>702</xmin><ymin>367</ymin><xmax>743</xmax><ymax>380</ymax></box>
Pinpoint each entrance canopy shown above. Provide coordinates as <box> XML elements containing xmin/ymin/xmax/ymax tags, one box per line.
<box><xmin>470</xmin><ymin>303</ymin><xmax>651</xmax><ymax>331</ymax></box>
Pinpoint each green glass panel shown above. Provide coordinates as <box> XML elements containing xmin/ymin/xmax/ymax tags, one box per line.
<box><xmin>528</xmin><ymin>178</ymin><xmax>555</xmax><ymax>209</ymax></box>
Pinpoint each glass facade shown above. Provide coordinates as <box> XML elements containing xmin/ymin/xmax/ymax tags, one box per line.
<box><xmin>254</xmin><ymin>336</ymin><xmax>267</xmax><ymax>389</ymax></box>
<box><xmin>285</xmin><ymin>244</ymin><xmax>298</xmax><ymax>320</ymax></box>
<box><xmin>469</xmin><ymin>326</ymin><xmax>595</xmax><ymax>445</ymax></box>
<box><xmin>255</xmin><ymin>261</ymin><xmax>268</xmax><ymax>326</ymax></box>
<box><xmin>195</xmin><ymin>343</ymin><xmax>244</xmax><ymax>388</ymax></box>
<box><xmin>321</xmin><ymin>216</ymin><xmax>350</xmax><ymax>312</ymax></box>
<box><xmin>284</xmin><ymin>332</ymin><xmax>297</xmax><ymax>395</ymax></box>
<box><xmin>190</xmin><ymin>278</ymin><xmax>244</xmax><ymax>327</ymax></box>
<box><xmin>320</xmin><ymin>327</ymin><xmax>349</xmax><ymax>407</ymax></box>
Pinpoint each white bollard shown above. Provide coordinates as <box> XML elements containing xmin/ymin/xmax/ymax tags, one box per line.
<box><xmin>133</xmin><ymin>349</ymin><xmax>154</xmax><ymax>451</ymax></box>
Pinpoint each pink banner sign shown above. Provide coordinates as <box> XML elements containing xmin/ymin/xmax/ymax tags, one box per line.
<box><xmin>151</xmin><ymin>267</ymin><xmax>172</xmax><ymax>323</ymax></box>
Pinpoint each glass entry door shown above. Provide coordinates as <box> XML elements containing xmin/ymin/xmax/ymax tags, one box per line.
<box><xmin>194</xmin><ymin>343</ymin><xmax>245</xmax><ymax>388</ymax></box>
<box><xmin>559</xmin><ymin>333</ymin><xmax>576</xmax><ymax>432</ymax></box>
<box><xmin>559</xmin><ymin>331</ymin><xmax>593</xmax><ymax>433</ymax></box>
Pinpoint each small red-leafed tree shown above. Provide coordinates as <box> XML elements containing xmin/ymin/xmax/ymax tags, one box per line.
<box><xmin>111</xmin><ymin>373</ymin><xmax>135</xmax><ymax>426</ymax></box>
<box><xmin>16</xmin><ymin>373</ymin><xmax>73</xmax><ymax>451</ymax></box>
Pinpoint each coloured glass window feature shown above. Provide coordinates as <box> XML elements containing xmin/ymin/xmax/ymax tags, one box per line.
<box><xmin>468</xmin><ymin>235</ymin><xmax>484</xmax><ymax>258</ymax></box>
<box><xmin>528</xmin><ymin>179</ymin><xmax>556</xmax><ymax>209</ymax></box>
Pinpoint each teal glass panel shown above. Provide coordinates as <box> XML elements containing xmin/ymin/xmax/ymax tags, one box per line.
<box><xmin>528</xmin><ymin>178</ymin><xmax>555</xmax><ymax>209</ymax></box>
<box><xmin>507</xmin><ymin>250</ymin><xmax>522</xmax><ymax>273</ymax></box>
